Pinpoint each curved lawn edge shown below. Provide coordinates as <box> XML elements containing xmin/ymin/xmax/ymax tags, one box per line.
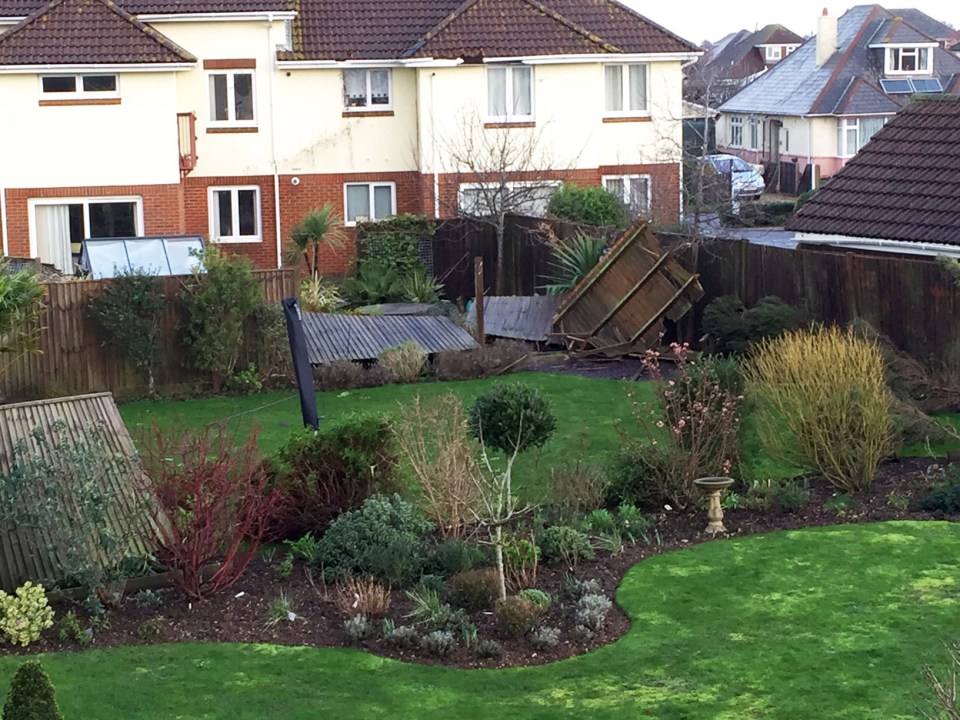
<box><xmin>3</xmin><ymin>521</ymin><xmax>959</xmax><ymax>719</ymax></box>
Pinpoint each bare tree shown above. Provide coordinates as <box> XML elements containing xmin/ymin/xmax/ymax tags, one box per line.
<box><xmin>440</xmin><ymin>112</ymin><xmax>578</xmax><ymax>294</ymax></box>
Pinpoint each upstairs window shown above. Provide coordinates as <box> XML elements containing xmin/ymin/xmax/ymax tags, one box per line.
<box><xmin>208</xmin><ymin>70</ymin><xmax>255</xmax><ymax>126</ymax></box>
<box><xmin>487</xmin><ymin>66</ymin><xmax>533</xmax><ymax>122</ymax></box>
<box><xmin>886</xmin><ymin>47</ymin><xmax>932</xmax><ymax>74</ymax></box>
<box><xmin>604</xmin><ymin>63</ymin><xmax>648</xmax><ymax>114</ymax></box>
<box><xmin>343</xmin><ymin>69</ymin><xmax>392</xmax><ymax>110</ymax></box>
<box><xmin>40</xmin><ymin>74</ymin><xmax>118</xmax><ymax>99</ymax></box>
<box><xmin>730</xmin><ymin>116</ymin><xmax>744</xmax><ymax>147</ymax></box>
<box><xmin>764</xmin><ymin>46</ymin><xmax>782</xmax><ymax>62</ymax></box>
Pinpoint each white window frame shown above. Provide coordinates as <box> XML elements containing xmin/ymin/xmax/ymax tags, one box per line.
<box><xmin>602</xmin><ymin>174</ymin><xmax>652</xmax><ymax>216</ymax></box>
<box><xmin>27</xmin><ymin>195</ymin><xmax>144</xmax><ymax>257</ymax></box>
<box><xmin>885</xmin><ymin>45</ymin><xmax>934</xmax><ymax>75</ymax></box>
<box><xmin>730</xmin><ymin>115</ymin><xmax>744</xmax><ymax>147</ymax></box>
<box><xmin>206</xmin><ymin>70</ymin><xmax>257</xmax><ymax>128</ymax></box>
<box><xmin>748</xmin><ymin>116</ymin><xmax>763</xmax><ymax>150</ymax></box>
<box><xmin>457</xmin><ymin>180</ymin><xmax>561</xmax><ymax>217</ymax></box>
<box><xmin>38</xmin><ymin>73</ymin><xmax>120</xmax><ymax>100</ymax></box>
<box><xmin>343</xmin><ymin>182</ymin><xmax>397</xmax><ymax>226</ymax></box>
<box><xmin>764</xmin><ymin>46</ymin><xmax>782</xmax><ymax>62</ymax></box>
<box><xmin>342</xmin><ymin>68</ymin><xmax>393</xmax><ymax>112</ymax></box>
<box><xmin>603</xmin><ymin>62</ymin><xmax>650</xmax><ymax>117</ymax></box>
<box><xmin>486</xmin><ymin>65</ymin><xmax>535</xmax><ymax>123</ymax></box>
<box><xmin>207</xmin><ymin>186</ymin><xmax>262</xmax><ymax>243</ymax></box>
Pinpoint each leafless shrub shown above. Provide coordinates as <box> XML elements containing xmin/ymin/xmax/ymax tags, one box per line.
<box><xmin>394</xmin><ymin>394</ymin><xmax>482</xmax><ymax>539</ymax></box>
<box><xmin>548</xmin><ymin>458</ymin><xmax>608</xmax><ymax>515</ymax></box>
<box><xmin>378</xmin><ymin>342</ymin><xmax>427</xmax><ymax>384</ymax></box>
<box><xmin>922</xmin><ymin>641</ymin><xmax>960</xmax><ymax>719</ymax></box>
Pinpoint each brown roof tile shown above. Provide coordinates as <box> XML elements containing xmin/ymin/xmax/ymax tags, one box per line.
<box><xmin>0</xmin><ymin>0</ymin><xmax>290</xmax><ymax>15</ymax></box>
<box><xmin>0</xmin><ymin>0</ymin><xmax>196</xmax><ymax>64</ymax></box>
<box><xmin>786</xmin><ymin>96</ymin><xmax>960</xmax><ymax>245</ymax></box>
<box><xmin>282</xmin><ymin>0</ymin><xmax>696</xmax><ymax>62</ymax></box>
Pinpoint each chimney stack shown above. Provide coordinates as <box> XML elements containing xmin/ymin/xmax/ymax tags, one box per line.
<box><xmin>817</xmin><ymin>8</ymin><xmax>838</xmax><ymax>67</ymax></box>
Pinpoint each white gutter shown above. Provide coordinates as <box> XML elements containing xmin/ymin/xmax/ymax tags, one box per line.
<box><xmin>484</xmin><ymin>52</ymin><xmax>701</xmax><ymax>64</ymax></box>
<box><xmin>794</xmin><ymin>232</ymin><xmax>960</xmax><ymax>258</ymax></box>
<box><xmin>138</xmin><ymin>11</ymin><xmax>296</xmax><ymax>22</ymax></box>
<box><xmin>277</xmin><ymin>58</ymin><xmax>463</xmax><ymax>70</ymax></box>
<box><xmin>0</xmin><ymin>63</ymin><xmax>195</xmax><ymax>73</ymax></box>
<box><xmin>266</xmin><ymin>14</ymin><xmax>283</xmax><ymax>269</ymax></box>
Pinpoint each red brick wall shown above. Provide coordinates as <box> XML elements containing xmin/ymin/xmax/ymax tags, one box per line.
<box><xmin>2</xmin><ymin>184</ymin><xmax>182</xmax><ymax>258</ymax></box>
<box><xmin>279</xmin><ymin>171</ymin><xmax>425</xmax><ymax>276</ymax></box>
<box><xmin>2</xmin><ymin>163</ymin><xmax>680</xmax><ymax>272</ymax></box>
<box><xmin>432</xmin><ymin>162</ymin><xmax>681</xmax><ymax>226</ymax></box>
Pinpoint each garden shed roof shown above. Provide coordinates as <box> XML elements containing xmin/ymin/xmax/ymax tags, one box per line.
<box><xmin>301</xmin><ymin>313</ymin><xmax>479</xmax><ymax>363</ymax></box>
<box><xmin>0</xmin><ymin>392</ymin><xmax>154</xmax><ymax>593</ymax></box>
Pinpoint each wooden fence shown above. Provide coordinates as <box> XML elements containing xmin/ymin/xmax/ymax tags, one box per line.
<box><xmin>0</xmin><ymin>269</ymin><xmax>298</xmax><ymax>403</ymax></box>
<box><xmin>431</xmin><ymin>214</ymin><xmax>619</xmax><ymax>299</ymax></box>
<box><xmin>688</xmin><ymin>239</ymin><xmax>960</xmax><ymax>369</ymax></box>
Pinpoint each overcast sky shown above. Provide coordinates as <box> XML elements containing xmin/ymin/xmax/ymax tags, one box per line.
<box><xmin>626</xmin><ymin>1</ymin><xmax>959</xmax><ymax>46</ymax></box>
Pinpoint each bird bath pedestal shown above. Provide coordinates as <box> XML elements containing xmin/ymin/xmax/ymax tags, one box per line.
<box><xmin>694</xmin><ymin>477</ymin><xmax>735</xmax><ymax>535</ymax></box>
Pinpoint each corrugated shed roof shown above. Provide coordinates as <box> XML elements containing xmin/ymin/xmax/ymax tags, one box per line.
<box><xmin>0</xmin><ymin>0</ymin><xmax>195</xmax><ymax>65</ymax></box>
<box><xmin>282</xmin><ymin>0</ymin><xmax>696</xmax><ymax>61</ymax></box>
<box><xmin>0</xmin><ymin>393</ymin><xmax>154</xmax><ymax>593</ymax></box>
<box><xmin>786</xmin><ymin>96</ymin><xmax>960</xmax><ymax>244</ymax></box>
<box><xmin>720</xmin><ymin>5</ymin><xmax>960</xmax><ymax>117</ymax></box>
<box><xmin>302</xmin><ymin>313</ymin><xmax>479</xmax><ymax>362</ymax></box>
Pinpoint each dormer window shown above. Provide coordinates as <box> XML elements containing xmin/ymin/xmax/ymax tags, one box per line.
<box><xmin>885</xmin><ymin>47</ymin><xmax>932</xmax><ymax>74</ymax></box>
<box><xmin>765</xmin><ymin>46</ymin><xmax>782</xmax><ymax>62</ymax></box>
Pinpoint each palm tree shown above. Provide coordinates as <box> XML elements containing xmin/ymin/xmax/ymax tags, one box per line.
<box><xmin>290</xmin><ymin>204</ymin><xmax>345</xmax><ymax>278</ymax></box>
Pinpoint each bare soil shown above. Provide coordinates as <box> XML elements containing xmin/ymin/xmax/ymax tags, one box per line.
<box><xmin>1</xmin><ymin>458</ymin><xmax>951</xmax><ymax>669</ymax></box>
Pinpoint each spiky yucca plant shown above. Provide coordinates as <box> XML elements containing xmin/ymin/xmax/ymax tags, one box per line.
<box><xmin>542</xmin><ymin>233</ymin><xmax>607</xmax><ymax>295</ymax></box>
<box><xmin>290</xmin><ymin>204</ymin><xmax>345</xmax><ymax>278</ymax></box>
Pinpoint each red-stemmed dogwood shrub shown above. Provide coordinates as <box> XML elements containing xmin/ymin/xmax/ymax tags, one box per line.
<box><xmin>142</xmin><ymin>424</ymin><xmax>285</xmax><ymax>599</ymax></box>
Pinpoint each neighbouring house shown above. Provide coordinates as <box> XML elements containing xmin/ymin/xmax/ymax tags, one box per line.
<box><xmin>716</xmin><ymin>6</ymin><xmax>960</xmax><ymax>193</ymax></box>
<box><xmin>686</xmin><ymin>24</ymin><xmax>804</xmax><ymax>105</ymax></box>
<box><xmin>785</xmin><ymin>95</ymin><xmax>960</xmax><ymax>257</ymax></box>
<box><xmin>0</xmin><ymin>0</ymin><xmax>699</xmax><ymax>275</ymax></box>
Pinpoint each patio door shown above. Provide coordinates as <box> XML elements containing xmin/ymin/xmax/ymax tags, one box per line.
<box><xmin>32</xmin><ymin>198</ymin><xmax>141</xmax><ymax>272</ymax></box>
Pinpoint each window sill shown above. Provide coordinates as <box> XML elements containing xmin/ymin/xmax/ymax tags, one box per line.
<box><xmin>213</xmin><ymin>237</ymin><xmax>263</xmax><ymax>244</ymax></box>
<box><xmin>39</xmin><ymin>98</ymin><xmax>121</xmax><ymax>107</ymax></box>
<box><xmin>602</xmin><ymin>115</ymin><xmax>651</xmax><ymax>124</ymax></box>
<box><xmin>342</xmin><ymin>110</ymin><xmax>395</xmax><ymax>118</ymax></box>
<box><xmin>207</xmin><ymin>127</ymin><xmax>259</xmax><ymax>134</ymax></box>
<box><xmin>484</xmin><ymin>121</ymin><xmax>535</xmax><ymax>129</ymax></box>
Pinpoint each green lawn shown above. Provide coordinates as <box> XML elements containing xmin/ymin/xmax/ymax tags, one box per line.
<box><xmin>7</xmin><ymin>522</ymin><xmax>960</xmax><ymax>718</ymax></box>
<box><xmin>120</xmin><ymin>373</ymin><xmax>960</xmax><ymax>500</ymax></box>
<box><xmin>120</xmin><ymin>373</ymin><xmax>642</xmax><ymax>500</ymax></box>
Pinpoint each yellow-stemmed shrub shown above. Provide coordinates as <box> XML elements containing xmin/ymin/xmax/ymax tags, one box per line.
<box><xmin>746</xmin><ymin>325</ymin><xmax>895</xmax><ymax>491</ymax></box>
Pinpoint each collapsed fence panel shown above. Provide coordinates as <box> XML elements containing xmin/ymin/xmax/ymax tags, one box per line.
<box><xmin>467</xmin><ymin>295</ymin><xmax>563</xmax><ymax>342</ymax></box>
<box><xmin>552</xmin><ymin>220</ymin><xmax>704</xmax><ymax>356</ymax></box>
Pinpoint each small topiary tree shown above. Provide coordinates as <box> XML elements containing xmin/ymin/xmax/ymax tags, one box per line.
<box><xmin>89</xmin><ymin>270</ymin><xmax>165</xmax><ymax>394</ymax></box>
<box><xmin>468</xmin><ymin>382</ymin><xmax>557</xmax><ymax>455</ymax></box>
<box><xmin>467</xmin><ymin>383</ymin><xmax>556</xmax><ymax>599</ymax></box>
<box><xmin>547</xmin><ymin>184</ymin><xmax>627</xmax><ymax>228</ymax></box>
<box><xmin>179</xmin><ymin>246</ymin><xmax>262</xmax><ymax>392</ymax></box>
<box><xmin>2</xmin><ymin>660</ymin><xmax>63</xmax><ymax>720</ymax></box>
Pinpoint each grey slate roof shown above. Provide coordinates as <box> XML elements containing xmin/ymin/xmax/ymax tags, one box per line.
<box><xmin>720</xmin><ymin>5</ymin><xmax>960</xmax><ymax>117</ymax></box>
<box><xmin>888</xmin><ymin>8</ymin><xmax>956</xmax><ymax>42</ymax></box>
<box><xmin>786</xmin><ymin>96</ymin><xmax>960</xmax><ymax>244</ymax></box>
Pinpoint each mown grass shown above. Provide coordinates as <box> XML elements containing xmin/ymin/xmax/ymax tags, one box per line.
<box><xmin>120</xmin><ymin>373</ymin><xmax>960</xmax><ymax>499</ymax></box>
<box><xmin>5</xmin><ymin>522</ymin><xmax>960</xmax><ymax>718</ymax></box>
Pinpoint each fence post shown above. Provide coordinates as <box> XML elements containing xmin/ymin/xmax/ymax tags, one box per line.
<box><xmin>474</xmin><ymin>256</ymin><xmax>485</xmax><ymax>344</ymax></box>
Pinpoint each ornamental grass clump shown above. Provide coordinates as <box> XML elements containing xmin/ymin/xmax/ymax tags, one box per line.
<box><xmin>746</xmin><ymin>325</ymin><xmax>895</xmax><ymax>492</ymax></box>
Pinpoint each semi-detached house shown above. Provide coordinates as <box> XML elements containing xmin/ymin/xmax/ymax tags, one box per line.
<box><xmin>0</xmin><ymin>0</ymin><xmax>698</xmax><ymax>274</ymax></box>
